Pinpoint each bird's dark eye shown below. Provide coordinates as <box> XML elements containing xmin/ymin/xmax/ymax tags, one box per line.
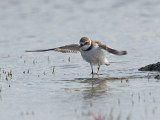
<box><xmin>85</xmin><ymin>42</ymin><xmax>89</xmax><ymax>45</ymax></box>
<box><xmin>80</xmin><ymin>44</ymin><xmax>83</xmax><ymax>47</ymax></box>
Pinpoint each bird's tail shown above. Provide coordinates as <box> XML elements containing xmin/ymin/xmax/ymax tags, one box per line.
<box><xmin>105</xmin><ymin>63</ymin><xmax>110</xmax><ymax>66</ymax></box>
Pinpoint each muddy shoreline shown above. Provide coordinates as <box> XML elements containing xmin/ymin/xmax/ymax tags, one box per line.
<box><xmin>139</xmin><ymin>62</ymin><xmax>160</xmax><ymax>71</ymax></box>
<box><xmin>139</xmin><ymin>62</ymin><xmax>160</xmax><ymax>79</ymax></box>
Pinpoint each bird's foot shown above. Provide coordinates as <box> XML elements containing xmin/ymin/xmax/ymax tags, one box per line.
<box><xmin>91</xmin><ymin>72</ymin><xmax>100</xmax><ymax>75</ymax></box>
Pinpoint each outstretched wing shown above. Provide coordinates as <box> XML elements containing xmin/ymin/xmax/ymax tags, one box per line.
<box><xmin>25</xmin><ymin>44</ymin><xmax>80</xmax><ymax>54</ymax></box>
<box><xmin>94</xmin><ymin>41</ymin><xmax>127</xmax><ymax>55</ymax></box>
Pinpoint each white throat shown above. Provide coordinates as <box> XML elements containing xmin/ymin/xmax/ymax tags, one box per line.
<box><xmin>81</xmin><ymin>39</ymin><xmax>92</xmax><ymax>51</ymax></box>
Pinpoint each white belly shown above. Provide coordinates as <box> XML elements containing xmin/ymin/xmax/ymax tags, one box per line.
<box><xmin>80</xmin><ymin>46</ymin><xmax>109</xmax><ymax>65</ymax></box>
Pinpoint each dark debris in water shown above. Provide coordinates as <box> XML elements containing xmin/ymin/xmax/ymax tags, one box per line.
<box><xmin>155</xmin><ymin>75</ymin><xmax>160</xmax><ymax>80</ymax></box>
<box><xmin>139</xmin><ymin>62</ymin><xmax>160</xmax><ymax>71</ymax></box>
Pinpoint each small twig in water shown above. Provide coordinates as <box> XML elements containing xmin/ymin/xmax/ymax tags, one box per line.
<box><xmin>68</xmin><ymin>57</ymin><xmax>70</xmax><ymax>62</ymax></box>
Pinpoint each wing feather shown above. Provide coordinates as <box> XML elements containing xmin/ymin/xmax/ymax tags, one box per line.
<box><xmin>25</xmin><ymin>44</ymin><xmax>80</xmax><ymax>54</ymax></box>
<box><xmin>95</xmin><ymin>41</ymin><xmax>127</xmax><ymax>55</ymax></box>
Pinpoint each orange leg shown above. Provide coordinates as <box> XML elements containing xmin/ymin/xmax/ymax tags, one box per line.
<box><xmin>97</xmin><ymin>65</ymin><xmax>100</xmax><ymax>74</ymax></box>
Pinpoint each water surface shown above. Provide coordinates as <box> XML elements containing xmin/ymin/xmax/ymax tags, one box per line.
<box><xmin>0</xmin><ymin>0</ymin><xmax>160</xmax><ymax>120</ymax></box>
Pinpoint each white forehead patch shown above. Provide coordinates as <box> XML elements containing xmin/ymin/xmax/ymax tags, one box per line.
<box><xmin>89</xmin><ymin>39</ymin><xmax>91</xmax><ymax>45</ymax></box>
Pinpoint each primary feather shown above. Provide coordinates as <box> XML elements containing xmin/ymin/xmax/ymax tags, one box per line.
<box><xmin>25</xmin><ymin>44</ymin><xmax>80</xmax><ymax>53</ymax></box>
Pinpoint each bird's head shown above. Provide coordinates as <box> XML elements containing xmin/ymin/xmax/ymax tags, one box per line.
<box><xmin>79</xmin><ymin>37</ymin><xmax>91</xmax><ymax>51</ymax></box>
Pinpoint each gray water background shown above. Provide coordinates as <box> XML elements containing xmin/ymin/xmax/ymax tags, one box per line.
<box><xmin>0</xmin><ymin>0</ymin><xmax>160</xmax><ymax>120</ymax></box>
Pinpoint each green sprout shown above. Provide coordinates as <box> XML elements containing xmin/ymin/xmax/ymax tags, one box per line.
<box><xmin>6</xmin><ymin>75</ymin><xmax>8</xmax><ymax>80</ymax></box>
<box><xmin>52</xmin><ymin>66</ymin><xmax>55</xmax><ymax>74</ymax></box>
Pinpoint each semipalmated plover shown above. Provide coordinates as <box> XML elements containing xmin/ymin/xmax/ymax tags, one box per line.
<box><xmin>25</xmin><ymin>37</ymin><xmax>127</xmax><ymax>74</ymax></box>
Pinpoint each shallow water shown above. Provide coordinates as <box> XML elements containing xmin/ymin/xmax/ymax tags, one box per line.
<box><xmin>0</xmin><ymin>0</ymin><xmax>160</xmax><ymax>120</ymax></box>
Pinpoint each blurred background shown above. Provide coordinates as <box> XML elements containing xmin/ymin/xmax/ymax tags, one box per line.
<box><xmin>0</xmin><ymin>0</ymin><xmax>160</xmax><ymax>57</ymax></box>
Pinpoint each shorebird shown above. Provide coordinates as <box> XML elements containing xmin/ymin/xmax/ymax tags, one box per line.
<box><xmin>25</xmin><ymin>37</ymin><xmax>127</xmax><ymax>74</ymax></box>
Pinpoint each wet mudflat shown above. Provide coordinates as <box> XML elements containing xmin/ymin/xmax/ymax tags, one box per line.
<box><xmin>0</xmin><ymin>0</ymin><xmax>160</xmax><ymax>120</ymax></box>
